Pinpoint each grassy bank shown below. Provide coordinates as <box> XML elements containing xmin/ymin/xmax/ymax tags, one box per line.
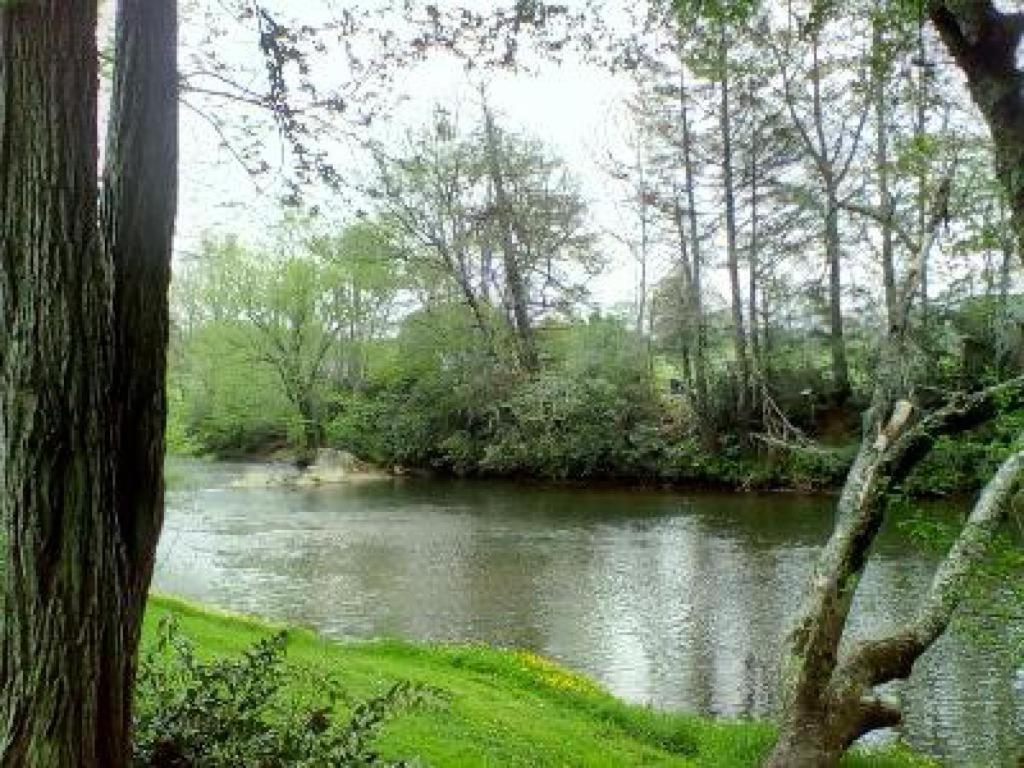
<box><xmin>143</xmin><ymin>595</ymin><xmax>934</xmax><ymax>768</ymax></box>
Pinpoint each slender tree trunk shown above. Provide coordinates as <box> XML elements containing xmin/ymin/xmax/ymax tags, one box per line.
<box><xmin>673</xmin><ymin>197</ymin><xmax>695</xmax><ymax>391</ymax></box>
<box><xmin>873</xmin><ymin>17</ymin><xmax>898</xmax><ymax>329</ymax></box>
<box><xmin>915</xmin><ymin>23</ymin><xmax>930</xmax><ymax>322</ymax></box>
<box><xmin>761</xmin><ymin>280</ymin><xmax>773</xmax><ymax>379</ymax></box>
<box><xmin>748</xmin><ymin>129</ymin><xmax>761</xmax><ymax>419</ymax></box>
<box><xmin>298</xmin><ymin>395</ymin><xmax>320</xmax><ymax>465</ymax></box>
<box><xmin>720</xmin><ymin>30</ymin><xmax>750</xmax><ymax>434</ymax></box>
<box><xmin>103</xmin><ymin>0</ymin><xmax>179</xmax><ymax>688</ymax></box>
<box><xmin>636</xmin><ymin>132</ymin><xmax>649</xmax><ymax>335</ymax></box>
<box><xmin>807</xmin><ymin>28</ymin><xmax>851</xmax><ymax>406</ymax></box>
<box><xmin>0</xmin><ymin>1</ymin><xmax>178</xmax><ymax>765</ymax></box>
<box><xmin>825</xmin><ymin>185</ymin><xmax>850</xmax><ymax>404</ymax></box>
<box><xmin>680</xmin><ymin>67</ymin><xmax>712</xmax><ymax>445</ymax></box>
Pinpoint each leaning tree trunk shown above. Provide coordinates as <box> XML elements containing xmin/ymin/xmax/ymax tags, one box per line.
<box><xmin>764</xmin><ymin>180</ymin><xmax>1024</xmax><ymax>766</ymax></box>
<box><xmin>0</xmin><ymin>1</ymin><xmax>178</xmax><ymax>765</ymax></box>
<box><xmin>765</xmin><ymin>415</ymin><xmax>1024</xmax><ymax>766</ymax></box>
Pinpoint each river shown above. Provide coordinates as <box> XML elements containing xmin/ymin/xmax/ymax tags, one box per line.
<box><xmin>155</xmin><ymin>459</ymin><xmax>1023</xmax><ymax>766</ymax></box>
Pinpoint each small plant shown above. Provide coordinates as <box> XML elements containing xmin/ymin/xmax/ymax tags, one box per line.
<box><xmin>133</xmin><ymin>615</ymin><xmax>435</xmax><ymax>767</ymax></box>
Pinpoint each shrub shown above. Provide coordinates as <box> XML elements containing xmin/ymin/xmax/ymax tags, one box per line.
<box><xmin>133</xmin><ymin>615</ymin><xmax>434</xmax><ymax>767</ymax></box>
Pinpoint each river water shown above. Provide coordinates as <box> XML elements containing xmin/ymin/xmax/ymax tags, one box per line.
<box><xmin>155</xmin><ymin>459</ymin><xmax>1023</xmax><ymax>766</ymax></box>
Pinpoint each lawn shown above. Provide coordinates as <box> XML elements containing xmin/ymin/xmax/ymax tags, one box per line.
<box><xmin>143</xmin><ymin>595</ymin><xmax>936</xmax><ymax>768</ymax></box>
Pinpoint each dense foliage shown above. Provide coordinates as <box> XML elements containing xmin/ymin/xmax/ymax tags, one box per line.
<box><xmin>164</xmin><ymin>4</ymin><xmax>1024</xmax><ymax>497</ymax></box>
<box><xmin>169</xmin><ymin>222</ymin><xmax>1022</xmax><ymax>492</ymax></box>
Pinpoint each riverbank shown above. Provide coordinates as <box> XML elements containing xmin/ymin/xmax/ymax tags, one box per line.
<box><xmin>174</xmin><ymin>421</ymin><xmax>1003</xmax><ymax>496</ymax></box>
<box><xmin>144</xmin><ymin>595</ymin><xmax>935</xmax><ymax>767</ymax></box>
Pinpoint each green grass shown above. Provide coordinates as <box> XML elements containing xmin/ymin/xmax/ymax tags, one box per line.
<box><xmin>143</xmin><ymin>594</ymin><xmax>936</xmax><ymax>768</ymax></box>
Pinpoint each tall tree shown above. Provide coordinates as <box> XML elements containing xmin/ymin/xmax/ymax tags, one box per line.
<box><xmin>677</xmin><ymin>65</ymin><xmax>713</xmax><ymax>443</ymax></box>
<box><xmin>376</xmin><ymin>110</ymin><xmax>597</xmax><ymax>370</ymax></box>
<box><xmin>0</xmin><ymin>0</ymin><xmax>178</xmax><ymax>765</ymax></box>
<box><xmin>772</xmin><ymin>4</ymin><xmax>871</xmax><ymax>404</ymax></box>
<box><xmin>482</xmin><ymin>98</ymin><xmax>539</xmax><ymax>371</ymax></box>
<box><xmin>717</xmin><ymin>23</ymin><xmax>753</xmax><ymax>434</ymax></box>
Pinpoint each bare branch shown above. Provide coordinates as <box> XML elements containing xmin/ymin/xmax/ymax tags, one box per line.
<box><xmin>838</xmin><ymin>200</ymin><xmax>918</xmax><ymax>255</ymax></box>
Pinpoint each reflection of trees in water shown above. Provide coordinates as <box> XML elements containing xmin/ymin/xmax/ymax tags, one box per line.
<box><xmin>155</xmin><ymin>475</ymin><xmax>1020</xmax><ymax>765</ymax></box>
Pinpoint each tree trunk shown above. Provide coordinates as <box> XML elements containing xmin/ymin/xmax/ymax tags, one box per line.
<box><xmin>103</xmin><ymin>0</ymin><xmax>179</xmax><ymax>695</ymax></box>
<box><xmin>297</xmin><ymin>394</ymin><xmax>321</xmax><ymax>466</ymax></box>
<box><xmin>636</xmin><ymin>132</ymin><xmax>649</xmax><ymax>336</ymax></box>
<box><xmin>825</xmin><ymin>186</ymin><xmax>850</xmax><ymax>405</ymax></box>
<box><xmin>0</xmin><ymin>1</ymin><xmax>178</xmax><ymax>765</ymax></box>
<box><xmin>482</xmin><ymin>102</ymin><xmax>537</xmax><ymax>371</ymax></box>
<box><xmin>679</xmin><ymin>67</ymin><xmax>712</xmax><ymax>446</ymax></box>
<box><xmin>673</xmin><ymin>197</ymin><xmax>695</xmax><ymax>392</ymax></box>
<box><xmin>0</xmin><ymin>6</ymin><xmax>117</xmax><ymax>763</ymax></box>
<box><xmin>748</xmin><ymin>128</ymin><xmax>761</xmax><ymax>419</ymax></box>
<box><xmin>873</xmin><ymin>18</ymin><xmax>898</xmax><ymax>330</ymax></box>
<box><xmin>719</xmin><ymin>30</ymin><xmax>750</xmax><ymax>435</ymax></box>
<box><xmin>930</xmin><ymin>2</ymin><xmax>1024</xmax><ymax>260</ymax></box>
<box><xmin>914</xmin><ymin>23</ymin><xmax>930</xmax><ymax>323</ymax></box>
<box><xmin>765</xmin><ymin>182</ymin><xmax>1022</xmax><ymax>768</ymax></box>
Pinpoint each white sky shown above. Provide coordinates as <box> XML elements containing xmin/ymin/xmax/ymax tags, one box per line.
<box><xmin>174</xmin><ymin>2</ymin><xmax>648</xmax><ymax>309</ymax></box>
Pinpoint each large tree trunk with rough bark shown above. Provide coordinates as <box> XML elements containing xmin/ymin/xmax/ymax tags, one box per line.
<box><xmin>0</xmin><ymin>1</ymin><xmax>177</xmax><ymax>765</ymax></box>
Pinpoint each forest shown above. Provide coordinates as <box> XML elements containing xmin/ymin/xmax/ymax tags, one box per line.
<box><xmin>167</xmin><ymin>1</ymin><xmax>1022</xmax><ymax>497</ymax></box>
<box><xmin>0</xmin><ymin>0</ymin><xmax>1022</xmax><ymax>767</ymax></box>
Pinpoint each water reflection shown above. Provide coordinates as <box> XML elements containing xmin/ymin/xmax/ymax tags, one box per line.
<box><xmin>156</xmin><ymin>460</ymin><xmax>1023</xmax><ymax>766</ymax></box>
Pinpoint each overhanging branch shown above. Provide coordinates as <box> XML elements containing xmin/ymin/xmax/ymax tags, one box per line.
<box><xmin>835</xmin><ymin>448</ymin><xmax>1024</xmax><ymax>690</ymax></box>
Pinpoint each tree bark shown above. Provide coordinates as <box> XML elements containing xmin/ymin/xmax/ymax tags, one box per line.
<box><xmin>929</xmin><ymin>1</ymin><xmax>1024</xmax><ymax>259</ymax></box>
<box><xmin>103</xmin><ymin>0</ymin><xmax>179</xmax><ymax>702</ymax></box>
<box><xmin>0</xmin><ymin>1</ymin><xmax>177</xmax><ymax>765</ymax></box>
<box><xmin>719</xmin><ymin>29</ymin><xmax>751</xmax><ymax>435</ymax></box>
<box><xmin>766</xmin><ymin>436</ymin><xmax>1024</xmax><ymax>767</ymax></box>
<box><xmin>679</xmin><ymin>66</ymin><xmax>713</xmax><ymax>446</ymax></box>
<box><xmin>0</xmin><ymin>4</ymin><xmax>116</xmax><ymax>763</ymax></box>
<box><xmin>764</xmin><ymin>181</ymin><xmax>1022</xmax><ymax>768</ymax></box>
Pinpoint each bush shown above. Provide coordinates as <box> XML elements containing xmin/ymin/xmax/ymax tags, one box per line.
<box><xmin>134</xmin><ymin>615</ymin><xmax>434</xmax><ymax>767</ymax></box>
<box><xmin>482</xmin><ymin>373</ymin><xmax>662</xmax><ymax>479</ymax></box>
